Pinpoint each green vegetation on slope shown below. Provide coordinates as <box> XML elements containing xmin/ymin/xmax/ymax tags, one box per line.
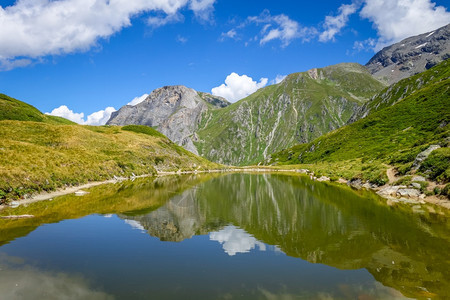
<box><xmin>0</xmin><ymin>104</ymin><xmax>219</xmax><ymax>203</ymax></box>
<box><xmin>267</xmin><ymin>62</ymin><xmax>450</xmax><ymax>185</ymax></box>
<box><xmin>349</xmin><ymin>59</ymin><xmax>450</xmax><ymax>122</ymax></box>
<box><xmin>0</xmin><ymin>93</ymin><xmax>75</xmax><ymax>124</ymax></box>
<box><xmin>195</xmin><ymin>63</ymin><xmax>386</xmax><ymax>166</ymax></box>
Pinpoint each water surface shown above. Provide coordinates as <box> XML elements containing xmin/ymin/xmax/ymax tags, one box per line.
<box><xmin>1</xmin><ymin>173</ymin><xmax>449</xmax><ymax>299</ymax></box>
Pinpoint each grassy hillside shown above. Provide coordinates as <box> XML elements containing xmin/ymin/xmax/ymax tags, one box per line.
<box><xmin>349</xmin><ymin>59</ymin><xmax>450</xmax><ymax>122</ymax></box>
<box><xmin>195</xmin><ymin>63</ymin><xmax>386</xmax><ymax>166</ymax></box>
<box><xmin>0</xmin><ymin>93</ymin><xmax>74</xmax><ymax>124</ymax></box>
<box><xmin>267</xmin><ymin>61</ymin><xmax>450</xmax><ymax>185</ymax></box>
<box><xmin>0</xmin><ymin>117</ymin><xmax>219</xmax><ymax>203</ymax></box>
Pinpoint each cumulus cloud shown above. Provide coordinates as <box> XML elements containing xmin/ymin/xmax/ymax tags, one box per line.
<box><xmin>128</xmin><ymin>94</ymin><xmax>149</xmax><ymax>106</ymax></box>
<box><xmin>0</xmin><ymin>0</ymin><xmax>217</xmax><ymax>70</ymax></box>
<box><xmin>46</xmin><ymin>105</ymin><xmax>116</xmax><ymax>126</ymax></box>
<box><xmin>360</xmin><ymin>0</ymin><xmax>450</xmax><ymax>50</ymax></box>
<box><xmin>211</xmin><ymin>72</ymin><xmax>268</xmax><ymax>102</ymax></box>
<box><xmin>271</xmin><ymin>74</ymin><xmax>287</xmax><ymax>85</ymax></box>
<box><xmin>210</xmin><ymin>226</ymin><xmax>266</xmax><ymax>256</ymax></box>
<box><xmin>248</xmin><ymin>10</ymin><xmax>317</xmax><ymax>47</ymax></box>
<box><xmin>319</xmin><ymin>3</ymin><xmax>359</xmax><ymax>42</ymax></box>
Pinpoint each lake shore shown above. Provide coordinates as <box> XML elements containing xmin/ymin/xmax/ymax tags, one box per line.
<box><xmin>1</xmin><ymin>167</ymin><xmax>449</xmax><ymax>211</ymax></box>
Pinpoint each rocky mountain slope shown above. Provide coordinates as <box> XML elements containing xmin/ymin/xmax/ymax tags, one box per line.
<box><xmin>267</xmin><ymin>60</ymin><xmax>450</xmax><ymax>185</ymax></box>
<box><xmin>107</xmin><ymin>86</ymin><xmax>229</xmax><ymax>154</ymax></box>
<box><xmin>109</xmin><ymin>64</ymin><xmax>385</xmax><ymax>165</ymax></box>
<box><xmin>366</xmin><ymin>23</ymin><xmax>450</xmax><ymax>85</ymax></box>
<box><xmin>195</xmin><ymin>63</ymin><xmax>385</xmax><ymax>165</ymax></box>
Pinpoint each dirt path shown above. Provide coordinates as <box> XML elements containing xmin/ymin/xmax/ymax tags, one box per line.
<box><xmin>387</xmin><ymin>168</ymin><xmax>398</xmax><ymax>184</ymax></box>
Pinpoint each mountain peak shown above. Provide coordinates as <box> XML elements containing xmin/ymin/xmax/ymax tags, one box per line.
<box><xmin>366</xmin><ymin>23</ymin><xmax>450</xmax><ymax>85</ymax></box>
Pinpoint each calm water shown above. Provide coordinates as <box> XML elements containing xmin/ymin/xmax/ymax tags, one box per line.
<box><xmin>1</xmin><ymin>173</ymin><xmax>449</xmax><ymax>299</ymax></box>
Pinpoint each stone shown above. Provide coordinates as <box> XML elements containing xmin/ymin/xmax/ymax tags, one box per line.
<box><xmin>412</xmin><ymin>145</ymin><xmax>441</xmax><ymax>170</ymax></box>
<box><xmin>317</xmin><ymin>176</ymin><xmax>330</xmax><ymax>182</ymax></box>
<box><xmin>412</xmin><ymin>176</ymin><xmax>426</xmax><ymax>182</ymax></box>
<box><xmin>9</xmin><ymin>201</ymin><xmax>20</xmax><ymax>208</ymax></box>
<box><xmin>411</xmin><ymin>182</ymin><xmax>421</xmax><ymax>189</ymax></box>
<box><xmin>397</xmin><ymin>189</ymin><xmax>421</xmax><ymax>198</ymax></box>
<box><xmin>377</xmin><ymin>186</ymin><xmax>400</xmax><ymax>196</ymax></box>
<box><xmin>74</xmin><ymin>190</ymin><xmax>89</xmax><ymax>196</ymax></box>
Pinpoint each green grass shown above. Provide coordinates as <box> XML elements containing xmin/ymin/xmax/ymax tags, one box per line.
<box><xmin>0</xmin><ymin>93</ymin><xmax>75</xmax><ymax>124</ymax></box>
<box><xmin>267</xmin><ymin>61</ymin><xmax>450</xmax><ymax>184</ymax></box>
<box><xmin>122</xmin><ymin>124</ymin><xmax>166</xmax><ymax>138</ymax></box>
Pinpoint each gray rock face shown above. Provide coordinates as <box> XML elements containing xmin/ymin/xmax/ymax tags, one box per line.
<box><xmin>366</xmin><ymin>23</ymin><xmax>450</xmax><ymax>85</ymax></box>
<box><xmin>107</xmin><ymin>86</ymin><xmax>229</xmax><ymax>154</ymax></box>
<box><xmin>412</xmin><ymin>145</ymin><xmax>441</xmax><ymax>170</ymax></box>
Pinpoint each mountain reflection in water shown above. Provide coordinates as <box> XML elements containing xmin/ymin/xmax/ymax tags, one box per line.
<box><xmin>1</xmin><ymin>173</ymin><xmax>449</xmax><ymax>299</ymax></box>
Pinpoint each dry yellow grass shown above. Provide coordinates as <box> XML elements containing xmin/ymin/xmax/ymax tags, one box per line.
<box><xmin>0</xmin><ymin>121</ymin><xmax>219</xmax><ymax>201</ymax></box>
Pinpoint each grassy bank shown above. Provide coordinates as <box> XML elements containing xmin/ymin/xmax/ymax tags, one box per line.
<box><xmin>0</xmin><ymin>121</ymin><xmax>219</xmax><ymax>203</ymax></box>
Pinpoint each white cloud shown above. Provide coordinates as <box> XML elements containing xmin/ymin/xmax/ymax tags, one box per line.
<box><xmin>271</xmin><ymin>74</ymin><xmax>287</xmax><ymax>85</ymax></box>
<box><xmin>176</xmin><ymin>35</ymin><xmax>188</xmax><ymax>44</ymax></box>
<box><xmin>360</xmin><ymin>0</ymin><xmax>450</xmax><ymax>50</ymax></box>
<box><xmin>247</xmin><ymin>10</ymin><xmax>317</xmax><ymax>47</ymax></box>
<box><xmin>128</xmin><ymin>94</ymin><xmax>149</xmax><ymax>106</ymax></box>
<box><xmin>211</xmin><ymin>72</ymin><xmax>268</xmax><ymax>102</ymax></box>
<box><xmin>46</xmin><ymin>105</ymin><xmax>116</xmax><ymax>126</ymax></box>
<box><xmin>46</xmin><ymin>105</ymin><xmax>85</xmax><ymax>124</ymax></box>
<box><xmin>219</xmin><ymin>29</ymin><xmax>238</xmax><ymax>41</ymax></box>
<box><xmin>189</xmin><ymin>0</ymin><xmax>216</xmax><ymax>22</ymax></box>
<box><xmin>210</xmin><ymin>225</ymin><xmax>266</xmax><ymax>256</ymax></box>
<box><xmin>124</xmin><ymin>219</ymin><xmax>146</xmax><ymax>232</ymax></box>
<box><xmin>0</xmin><ymin>0</ymin><xmax>217</xmax><ymax>70</ymax></box>
<box><xmin>147</xmin><ymin>12</ymin><xmax>184</xmax><ymax>28</ymax></box>
<box><xmin>85</xmin><ymin>107</ymin><xmax>116</xmax><ymax>126</ymax></box>
<box><xmin>353</xmin><ymin>38</ymin><xmax>376</xmax><ymax>52</ymax></box>
<box><xmin>319</xmin><ymin>3</ymin><xmax>359</xmax><ymax>42</ymax></box>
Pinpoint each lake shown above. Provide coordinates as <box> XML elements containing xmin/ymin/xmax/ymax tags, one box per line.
<box><xmin>0</xmin><ymin>173</ymin><xmax>449</xmax><ymax>299</ymax></box>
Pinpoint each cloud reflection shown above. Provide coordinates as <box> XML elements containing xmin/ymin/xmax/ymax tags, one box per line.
<box><xmin>0</xmin><ymin>253</ymin><xmax>112</xmax><ymax>300</ymax></box>
<box><xmin>210</xmin><ymin>225</ymin><xmax>266</xmax><ymax>256</ymax></box>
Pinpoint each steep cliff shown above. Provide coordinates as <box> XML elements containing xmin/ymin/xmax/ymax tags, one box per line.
<box><xmin>107</xmin><ymin>86</ymin><xmax>229</xmax><ymax>154</ymax></box>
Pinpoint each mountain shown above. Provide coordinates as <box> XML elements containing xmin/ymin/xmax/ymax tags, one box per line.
<box><xmin>195</xmin><ymin>63</ymin><xmax>385</xmax><ymax>165</ymax></box>
<box><xmin>267</xmin><ymin>60</ymin><xmax>450</xmax><ymax>184</ymax></box>
<box><xmin>366</xmin><ymin>23</ymin><xmax>450</xmax><ymax>85</ymax></box>
<box><xmin>109</xmin><ymin>63</ymin><xmax>386</xmax><ymax>165</ymax></box>
<box><xmin>349</xmin><ymin>56</ymin><xmax>450</xmax><ymax>122</ymax></box>
<box><xmin>107</xmin><ymin>86</ymin><xmax>230</xmax><ymax>154</ymax></box>
<box><xmin>0</xmin><ymin>94</ymin><xmax>219</xmax><ymax>202</ymax></box>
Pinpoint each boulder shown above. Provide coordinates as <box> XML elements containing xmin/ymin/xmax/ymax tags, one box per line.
<box><xmin>411</xmin><ymin>182</ymin><xmax>422</xmax><ymax>189</ymax></box>
<box><xmin>412</xmin><ymin>175</ymin><xmax>426</xmax><ymax>182</ymax></box>
<box><xmin>397</xmin><ymin>189</ymin><xmax>421</xmax><ymax>198</ymax></box>
<box><xmin>317</xmin><ymin>176</ymin><xmax>330</xmax><ymax>182</ymax></box>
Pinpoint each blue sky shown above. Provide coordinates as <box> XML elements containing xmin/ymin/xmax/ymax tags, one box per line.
<box><xmin>0</xmin><ymin>0</ymin><xmax>449</xmax><ymax>124</ymax></box>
